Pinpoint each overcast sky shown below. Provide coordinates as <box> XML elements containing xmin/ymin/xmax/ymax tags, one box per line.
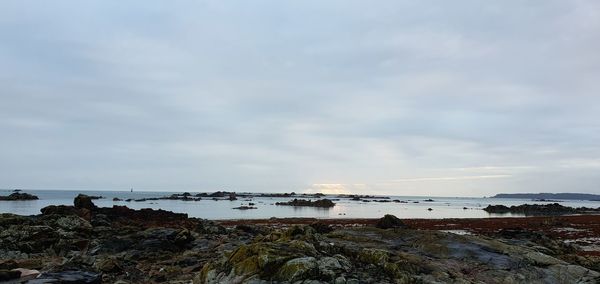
<box><xmin>1</xmin><ymin>1</ymin><xmax>599</xmax><ymax>196</ymax></box>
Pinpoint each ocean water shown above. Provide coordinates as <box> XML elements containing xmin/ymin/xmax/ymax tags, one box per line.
<box><xmin>1</xmin><ymin>189</ymin><xmax>598</xmax><ymax>220</ymax></box>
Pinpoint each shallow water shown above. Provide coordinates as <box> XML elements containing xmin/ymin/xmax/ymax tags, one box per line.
<box><xmin>1</xmin><ymin>189</ymin><xmax>598</xmax><ymax>220</ymax></box>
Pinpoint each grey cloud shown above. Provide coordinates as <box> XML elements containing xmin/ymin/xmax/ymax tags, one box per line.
<box><xmin>1</xmin><ymin>1</ymin><xmax>599</xmax><ymax>196</ymax></box>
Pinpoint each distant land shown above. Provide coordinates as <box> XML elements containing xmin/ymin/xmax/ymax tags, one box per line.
<box><xmin>492</xmin><ymin>193</ymin><xmax>600</xmax><ymax>201</ymax></box>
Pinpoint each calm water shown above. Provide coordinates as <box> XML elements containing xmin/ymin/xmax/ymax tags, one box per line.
<box><xmin>1</xmin><ymin>189</ymin><xmax>599</xmax><ymax>220</ymax></box>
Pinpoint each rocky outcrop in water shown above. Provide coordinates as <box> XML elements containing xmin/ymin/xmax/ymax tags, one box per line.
<box><xmin>484</xmin><ymin>203</ymin><xmax>600</xmax><ymax>215</ymax></box>
<box><xmin>0</xmin><ymin>192</ymin><xmax>39</xmax><ymax>201</ymax></box>
<box><xmin>276</xmin><ymin>198</ymin><xmax>336</xmax><ymax>208</ymax></box>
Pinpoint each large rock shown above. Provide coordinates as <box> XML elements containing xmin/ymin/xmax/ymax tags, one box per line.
<box><xmin>376</xmin><ymin>214</ymin><xmax>406</xmax><ymax>229</ymax></box>
<box><xmin>275</xmin><ymin>199</ymin><xmax>336</xmax><ymax>208</ymax></box>
<box><xmin>74</xmin><ymin>194</ymin><xmax>97</xmax><ymax>210</ymax></box>
<box><xmin>0</xmin><ymin>192</ymin><xmax>38</xmax><ymax>201</ymax></box>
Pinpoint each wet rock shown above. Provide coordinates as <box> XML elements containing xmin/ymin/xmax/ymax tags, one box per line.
<box><xmin>275</xmin><ymin>199</ymin><xmax>335</xmax><ymax>208</ymax></box>
<box><xmin>90</xmin><ymin>214</ymin><xmax>111</xmax><ymax>227</ymax></box>
<box><xmin>375</xmin><ymin>214</ymin><xmax>406</xmax><ymax>229</ymax></box>
<box><xmin>0</xmin><ymin>225</ymin><xmax>59</xmax><ymax>253</ymax></box>
<box><xmin>274</xmin><ymin>257</ymin><xmax>317</xmax><ymax>281</ymax></box>
<box><xmin>74</xmin><ymin>194</ymin><xmax>97</xmax><ymax>210</ymax></box>
<box><xmin>309</xmin><ymin>222</ymin><xmax>333</xmax><ymax>234</ymax></box>
<box><xmin>233</xmin><ymin>206</ymin><xmax>257</xmax><ymax>210</ymax></box>
<box><xmin>483</xmin><ymin>203</ymin><xmax>600</xmax><ymax>215</ymax></box>
<box><xmin>0</xmin><ymin>269</ymin><xmax>21</xmax><ymax>281</ymax></box>
<box><xmin>0</xmin><ymin>192</ymin><xmax>38</xmax><ymax>201</ymax></box>
<box><xmin>40</xmin><ymin>205</ymin><xmax>80</xmax><ymax>216</ymax></box>
<box><xmin>358</xmin><ymin>248</ymin><xmax>389</xmax><ymax>265</ymax></box>
<box><xmin>32</xmin><ymin>270</ymin><xmax>101</xmax><ymax>284</ymax></box>
<box><xmin>55</xmin><ymin>215</ymin><xmax>92</xmax><ymax>232</ymax></box>
<box><xmin>95</xmin><ymin>258</ymin><xmax>122</xmax><ymax>273</ymax></box>
<box><xmin>525</xmin><ymin>251</ymin><xmax>565</xmax><ymax>267</ymax></box>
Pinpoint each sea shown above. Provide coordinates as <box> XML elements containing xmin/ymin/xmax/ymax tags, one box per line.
<box><xmin>1</xmin><ymin>189</ymin><xmax>598</xmax><ymax>220</ymax></box>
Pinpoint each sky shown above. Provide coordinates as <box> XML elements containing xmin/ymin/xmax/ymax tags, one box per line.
<box><xmin>1</xmin><ymin>1</ymin><xmax>599</xmax><ymax>196</ymax></box>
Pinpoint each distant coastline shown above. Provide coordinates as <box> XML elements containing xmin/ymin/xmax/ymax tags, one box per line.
<box><xmin>492</xmin><ymin>192</ymin><xmax>600</xmax><ymax>201</ymax></box>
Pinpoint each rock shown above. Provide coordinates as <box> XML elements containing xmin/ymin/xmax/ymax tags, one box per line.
<box><xmin>275</xmin><ymin>257</ymin><xmax>317</xmax><ymax>281</ymax></box>
<box><xmin>309</xmin><ymin>222</ymin><xmax>333</xmax><ymax>234</ymax></box>
<box><xmin>90</xmin><ymin>214</ymin><xmax>111</xmax><ymax>227</ymax></box>
<box><xmin>275</xmin><ymin>199</ymin><xmax>336</xmax><ymax>208</ymax></box>
<box><xmin>317</xmin><ymin>257</ymin><xmax>344</xmax><ymax>280</ymax></box>
<box><xmin>74</xmin><ymin>194</ymin><xmax>97</xmax><ymax>210</ymax></box>
<box><xmin>95</xmin><ymin>258</ymin><xmax>122</xmax><ymax>272</ymax></box>
<box><xmin>12</xmin><ymin>268</ymin><xmax>40</xmax><ymax>278</ymax></box>
<box><xmin>376</xmin><ymin>214</ymin><xmax>406</xmax><ymax>229</ymax></box>
<box><xmin>40</xmin><ymin>205</ymin><xmax>80</xmax><ymax>216</ymax></box>
<box><xmin>32</xmin><ymin>270</ymin><xmax>101</xmax><ymax>284</ymax></box>
<box><xmin>0</xmin><ymin>269</ymin><xmax>21</xmax><ymax>281</ymax></box>
<box><xmin>525</xmin><ymin>252</ymin><xmax>565</xmax><ymax>267</ymax></box>
<box><xmin>113</xmin><ymin>197</ymin><xmax>122</xmax><ymax>201</ymax></box>
<box><xmin>483</xmin><ymin>203</ymin><xmax>599</xmax><ymax>215</ymax></box>
<box><xmin>0</xmin><ymin>192</ymin><xmax>39</xmax><ymax>201</ymax></box>
<box><xmin>0</xmin><ymin>260</ymin><xmax>17</xmax><ymax>270</ymax></box>
<box><xmin>358</xmin><ymin>248</ymin><xmax>389</xmax><ymax>265</ymax></box>
<box><xmin>233</xmin><ymin>206</ymin><xmax>257</xmax><ymax>210</ymax></box>
<box><xmin>55</xmin><ymin>215</ymin><xmax>92</xmax><ymax>232</ymax></box>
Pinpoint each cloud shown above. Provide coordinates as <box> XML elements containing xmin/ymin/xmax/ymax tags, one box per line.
<box><xmin>386</xmin><ymin>175</ymin><xmax>512</xmax><ymax>183</ymax></box>
<box><xmin>0</xmin><ymin>1</ymin><xmax>599</xmax><ymax>196</ymax></box>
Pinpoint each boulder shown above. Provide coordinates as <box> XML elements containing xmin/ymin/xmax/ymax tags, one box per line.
<box><xmin>0</xmin><ymin>192</ymin><xmax>38</xmax><ymax>201</ymax></box>
<box><xmin>376</xmin><ymin>214</ymin><xmax>406</xmax><ymax>229</ymax></box>
<box><xmin>74</xmin><ymin>194</ymin><xmax>97</xmax><ymax>210</ymax></box>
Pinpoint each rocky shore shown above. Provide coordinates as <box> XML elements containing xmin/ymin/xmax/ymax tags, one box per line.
<box><xmin>483</xmin><ymin>203</ymin><xmax>600</xmax><ymax>215</ymax></box>
<box><xmin>1</xmin><ymin>195</ymin><xmax>599</xmax><ymax>283</ymax></box>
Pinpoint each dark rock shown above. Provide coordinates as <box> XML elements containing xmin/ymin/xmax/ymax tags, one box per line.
<box><xmin>275</xmin><ymin>199</ymin><xmax>335</xmax><ymax>208</ymax></box>
<box><xmin>309</xmin><ymin>222</ymin><xmax>333</xmax><ymax>233</ymax></box>
<box><xmin>0</xmin><ymin>192</ymin><xmax>39</xmax><ymax>201</ymax></box>
<box><xmin>229</xmin><ymin>193</ymin><xmax>238</xmax><ymax>201</ymax></box>
<box><xmin>74</xmin><ymin>194</ymin><xmax>97</xmax><ymax>210</ymax></box>
<box><xmin>376</xmin><ymin>214</ymin><xmax>406</xmax><ymax>229</ymax></box>
<box><xmin>112</xmin><ymin>197</ymin><xmax>122</xmax><ymax>201</ymax></box>
<box><xmin>90</xmin><ymin>214</ymin><xmax>111</xmax><ymax>227</ymax></box>
<box><xmin>483</xmin><ymin>203</ymin><xmax>600</xmax><ymax>215</ymax></box>
<box><xmin>32</xmin><ymin>270</ymin><xmax>101</xmax><ymax>284</ymax></box>
<box><xmin>0</xmin><ymin>269</ymin><xmax>21</xmax><ymax>281</ymax></box>
<box><xmin>233</xmin><ymin>206</ymin><xmax>257</xmax><ymax>210</ymax></box>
